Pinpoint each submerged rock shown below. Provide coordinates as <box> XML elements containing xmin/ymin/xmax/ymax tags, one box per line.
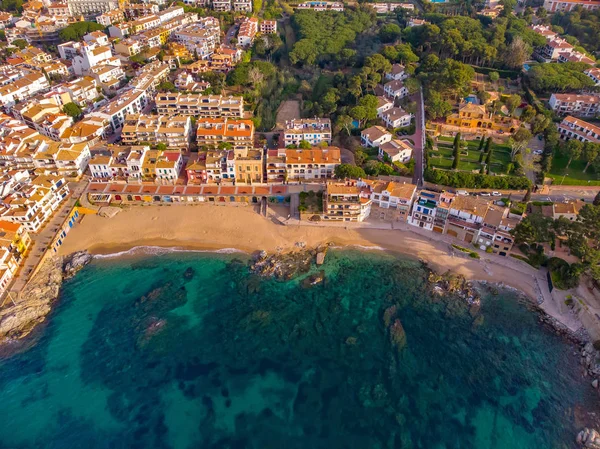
<box><xmin>389</xmin><ymin>319</ymin><xmax>407</xmax><ymax>351</ymax></box>
<box><xmin>428</xmin><ymin>271</ymin><xmax>481</xmax><ymax>306</ymax></box>
<box><xmin>301</xmin><ymin>271</ymin><xmax>325</xmax><ymax>289</ymax></box>
<box><xmin>183</xmin><ymin>267</ymin><xmax>195</xmax><ymax>281</ymax></box>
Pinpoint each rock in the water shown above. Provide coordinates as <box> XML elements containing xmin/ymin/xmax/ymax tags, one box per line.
<box><xmin>63</xmin><ymin>250</ymin><xmax>93</xmax><ymax>279</ymax></box>
<box><xmin>389</xmin><ymin>318</ymin><xmax>407</xmax><ymax>351</ymax></box>
<box><xmin>301</xmin><ymin>271</ymin><xmax>325</xmax><ymax>288</ymax></box>
<box><xmin>592</xmin><ymin>379</ymin><xmax>598</xmax><ymax>389</ymax></box>
<box><xmin>183</xmin><ymin>267</ymin><xmax>195</xmax><ymax>280</ymax></box>
<box><xmin>316</xmin><ymin>252</ymin><xmax>326</xmax><ymax>266</ymax></box>
<box><xmin>577</xmin><ymin>428</ymin><xmax>600</xmax><ymax>448</ymax></box>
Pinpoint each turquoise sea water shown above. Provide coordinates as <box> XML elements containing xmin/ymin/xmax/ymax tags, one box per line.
<box><xmin>0</xmin><ymin>249</ymin><xmax>595</xmax><ymax>449</ymax></box>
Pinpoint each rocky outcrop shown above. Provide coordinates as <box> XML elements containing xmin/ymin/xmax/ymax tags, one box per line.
<box><xmin>428</xmin><ymin>271</ymin><xmax>480</xmax><ymax>305</ymax></box>
<box><xmin>250</xmin><ymin>244</ymin><xmax>331</xmax><ymax>280</ymax></box>
<box><xmin>577</xmin><ymin>428</ymin><xmax>600</xmax><ymax>448</ymax></box>
<box><xmin>63</xmin><ymin>250</ymin><xmax>93</xmax><ymax>280</ymax></box>
<box><xmin>0</xmin><ymin>251</ymin><xmax>92</xmax><ymax>349</ymax></box>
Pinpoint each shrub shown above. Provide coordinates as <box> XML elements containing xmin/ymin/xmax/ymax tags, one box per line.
<box><xmin>469</xmin><ymin>252</ymin><xmax>480</xmax><ymax>259</ymax></box>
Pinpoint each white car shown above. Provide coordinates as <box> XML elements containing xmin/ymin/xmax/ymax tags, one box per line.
<box><xmin>533</xmin><ymin>150</ymin><xmax>543</xmax><ymax>155</ymax></box>
<box><xmin>456</xmin><ymin>190</ymin><xmax>469</xmax><ymax>196</ymax></box>
<box><xmin>491</xmin><ymin>191</ymin><xmax>501</xmax><ymax>197</ymax></box>
<box><xmin>479</xmin><ymin>192</ymin><xmax>491</xmax><ymax>197</ymax></box>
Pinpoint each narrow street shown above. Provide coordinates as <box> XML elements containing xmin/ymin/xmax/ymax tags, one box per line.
<box><xmin>7</xmin><ymin>180</ymin><xmax>88</xmax><ymax>300</ymax></box>
<box><xmin>409</xmin><ymin>88</ymin><xmax>425</xmax><ymax>187</ymax></box>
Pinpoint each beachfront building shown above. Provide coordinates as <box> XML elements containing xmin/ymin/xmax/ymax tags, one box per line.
<box><xmin>322</xmin><ymin>183</ymin><xmax>372</xmax><ymax>222</ymax></box>
<box><xmin>155</xmin><ymin>93</ymin><xmax>244</xmax><ymax>118</ymax></box>
<box><xmin>549</xmin><ymin>94</ymin><xmax>600</xmax><ymax>118</ymax></box>
<box><xmin>283</xmin><ymin>147</ymin><xmax>341</xmax><ymax>181</ymax></box>
<box><xmin>444</xmin><ymin>195</ymin><xmax>490</xmax><ymax>242</ymax></box>
<box><xmin>361</xmin><ymin>126</ymin><xmax>392</xmax><ymax>148</ymax></box>
<box><xmin>121</xmin><ymin>115</ymin><xmax>193</xmax><ymax>151</ymax></box>
<box><xmin>432</xmin><ymin>191</ymin><xmax>454</xmax><ymax>233</ymax></box>
<box><xmin>359</xmin><ymin>179</ymin><xmax>416</xmax><ymax>222</ymax></box>
<box><xmin>88</xmin><ymin>146</ymin><xmax>149</xmax><ymax>181</ymax></box>
<box><xmin>0</xmin><ymin>174</ymin><xmax>69</xmax><ymax>233</ymax></box>
<box><xmin>472</xmin><ymin>205</ymin><xmax>518</xmax><ymax>256</ymax></box>
<box><xmin>234</xmin><ymin>149</ymin><xmax>263</xmax><ymax>184</ymax></box>
<box><xmin>283</xmin><ymin>118</ymin><xmax>332</xmax><ymax>147</ymax></box>
<box><xmin>557</xmin><ymin>116</ymin><xmax>600</xmax><ymax>143</ymax></box>
<box><xmin>378</xmin><ymin>139</ymin><xmax>413</xmax><ymax>163</ymax></box>
<box><xmin>195</xmin><ymin>118</ymin><xmax>254</xmax><ymax>151</ymax></box>
<box><xmin>0</xmin><ymin>220</ymin><xmax>32</xmax><ymax>296</ymax></box>
<box><xmin>408</xmin><ymin>190</ymin><xmax>439</xmax><ymax>231</ymax></box>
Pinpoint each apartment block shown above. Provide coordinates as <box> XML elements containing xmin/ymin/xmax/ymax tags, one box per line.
<box><xmin>140</xmin><ymin>149</ymin><xmax>184</xmax><ymax>184</ymax></box>
<box><xmin>358</xmin><ymin>179</ymin><xmax>416</xmax><ymax>222</ymax></box>
<box><xmin>124</xmin><ymin>3</ymin><xmax>159</xmax><ymax>18</ymax></box>
<box><xmin>380</xmin><ymin>107</ymin><xmax>412</xmax><ymax>129</ymax></box>
<box><xmin>57</xmin><ymin>40</ymin><xmax>115</xmax><ymax>75</ymax></box>
<box><xmin>586</xmin><ymin>68</ymin><xmax>600</xmax><ymax>85</ymax></box>
<box><xmin>88</xmin><ymin>145</ymin><xmax>149</xmax><ymax>181</ymax></box>
<box><xmin>549</xmin><ymin>93</ymin><xmax>600</xmax><ymax>118</ymax></box>
<box><xmin>0</xmin><ymin>71</ymin><xmax>49</xmax><ymax>108</ymax></box>
<box><xmin>260</xmin><ymin>20</ymin><xmax>277</xmax><ymax>34</ymax></box>
<box><xmin>0</xmin><ymin>174</ymin><xmax>69</xmax><ymax>233</ymax></box>
<box><xmin>322</xmin><ymin>183</ymin><xmax>372</xmax><ymax>222</ymax></box>
<box><xmin>171</xmin><ymin>18</ymin><xmax>221</xmax><ymax>59</ymax></box>
<box><xmin>542</xmin><ymin>0</ymin><xmax>600</xmax><ymax>12</ymax></box>
<box><xmin>121</xmin><ymin>114</ymin><xmax>193</xmax><ymax>151</ymax></box>
<box><xmin>97</xmin><ymin>9</ymin><xmax>125</xmax><ymax>26</ymax></box>
<box><xmin>237</xmin><ymin>17</ymin><xmax>258</xmax><ymax>47</ymax></box>
<box><xmin>234</xmin><ymin>149</ymin><xmax>263</xmax><ymax>184</ymax></box>
<box><xmin>233</xmin><ymin>0</ymin><xmax>252</xmax><ymax>11</ymax></box>
<box><xmin>282</xmin><ymin>147</ymin><xmax>341</xmax><ymax>181</ymax></box>
<box><xmin>196</xmin><ymin>118</ymin><xmax>254</xmax><ymax>150</ymax></box>
<box><xmin>408</xmin><ymin>190</ymin><xmax>439</xmax><ymax>230</ymax></box>
<box><xmin>384</xmin><ymin>79</ymin><xmax>409</xmax><ymax>99</ymax></box>
<box><xmin>361</xmin><ymin>125</ymin><xmax>392</xmax><ymax>147</ymax></box>
<box><xmin>557</xmin><ymin>116</ymin><xmax>600</xmax><ymax>143</ymax></box>
<box><xmin>385</xmin><ymin>63</ymin><xmax>407</xmax><ymax>81</ymax></box>
<box><xmin>67</xmin><ymin>0</ymin><xmax>120</xmax><ymax>17</ymax></box>
<box><xmin>155</xmin><ymin>93</ymin><xmax>244</xmax><ymax>117</ymax></box>
<box><xmin>296</xmin><ymin>1</ymin><xmax>344</xmax><ymax>11</ymax></box>
<box><xmin>12</xmin><ymin>101</ymin><xmax>73</xmax><ymax>141</ymax></box>
<box><xmin>212</xmin><ymin>0</ymin><xmax>232</xmax><ymax>11</ymax></box>
<box><xmin>283</xmin><ymin>118</ymin><xmax>332</xmax><ymax>146</ymax></box>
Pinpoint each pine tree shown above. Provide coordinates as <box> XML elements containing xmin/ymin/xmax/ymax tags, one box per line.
<box><xmin>485</xmin><ymin>148</ymin><xmax>493</xmax><ymax>166</ymax></box>
<box><xmin>485</xmin><ymin>137</ymin><xmax>492</xmax><ymax>153</ymax></box>
<box><xmin>452</xmin><ymin>133</ymin><xmax>461</xmax><ymax>169</ymax></box>
<box><xmin>478</xmin><ymin>137</ymin><xmax>485</xmax><ymax>152</ymax></box>
<box><xmin>479</xmin><ymin>151</ymin><xmax>485</xmax><ymax>163</ymax></box>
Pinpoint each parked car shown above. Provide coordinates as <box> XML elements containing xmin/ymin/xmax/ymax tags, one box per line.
<box><xmin>456</xmin><ymin>190</ymin><xmax>469</xmax><ymax>196</ymax></box>
<box><xmin>479</xmin><ymin>192</ymin><xmax>491</xmax><ymax>197</ymax></box>
<box><xmin>491</xmin><ymin>191</ymin><xmax>501</xmax><ymax>197</ymax></box>
<box><xmin>533</xmin><ymin>150</ymin><xmax>543</xmax><ymax>155</ymax></box>
<box><xmin>538</xmin><ymin>135</ymin><xmax>543</xmax><ymax>141</ymax></box>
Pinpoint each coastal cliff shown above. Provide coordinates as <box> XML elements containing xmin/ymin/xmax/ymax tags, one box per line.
<box><xmin>0</xmin><ymin>251</ymin><xmax>92</xmax><ymax>348</ymax></box>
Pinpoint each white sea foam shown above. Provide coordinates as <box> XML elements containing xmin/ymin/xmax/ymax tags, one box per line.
<box><xmin>329</xmin><ymin>244</ymin><xmax>386</xmax><ymax>251</ymax></box>
<box><xmin>94</xmin><ymin>246</ymin><xmax>246</xmax><ymax>259</ymax></box>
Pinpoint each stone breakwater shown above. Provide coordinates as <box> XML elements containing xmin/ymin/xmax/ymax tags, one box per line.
<box><xmin>0</xmin><ymin>250</ymin><xmax>92</xmax><ymax>350</ymax></box>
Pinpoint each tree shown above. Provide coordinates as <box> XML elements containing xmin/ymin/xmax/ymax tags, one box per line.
<box><xmin>336</xmin><ymin>115</ymin><xmax>353</xmax><ymax>136</ymax></box>
<box><xmin>12</xmin><ymin>39</ymin><xmax>27</xmax><ymax>50</ymax></box>
<box><xmin>508</xmin><ymin>127</ymin><xmax>532</xmax><ymax>160</ymax></box>
<box><xmin>564</xmin><ymin>139</ymin><xmax>583</xmax><ymax>169</ymax></box>
<box><xmin>479</xmin><ymin>151</ymin><xmax>485</xmax><ymax>163</ymax></box>
<box><xmin>335</xmin><ymin>164</ymin><xmax>367</xmax><ymax>179</ymax></box>
<box><xmin>357</xmin><ymin>95</ymin><xmax>379</xmax><ymax>121</ymax></box>
<box><xmin>478</xmin><ymin>137</ymin><xmax>485</xmax><ymax>152</ymax></box>
<box><xmin>404</xmin><ymin>78</ymin><xmax>420</xmax><ymax>95</ymax></box>
<box><xmin>523</xmin><ymin>187</ymin><xmax>531</xmax><ymax>202</ymax></box>
<box><xmin>485</xmin><ymin>148</ymin><xmax>493</xmax><ymax>166</ymax></box>
<box><xmin>488</xmin><ymin>71</ymin><xmax>499</xmax><ymax>86</ymax></box>
<box><xmin>583</xmin><ymin>142</ymin><xmax>599</xmax><ymax>173</ymax></box>
<box><xmin>379</xmin><ymin>23</ymin><xmax>402</xmax><ymax>43</ymax></box>
<box><xmin>452</xmin><ymin>133</ymin><xmax>461</xmax><ymax>169</ymax></box>
<box><xmin>425</xmin><ymin>90</ymin><xmax>452</xmax><ymax>119</ymax></box>
<box><xmin>350</xmin><ymin>106</ymin><xmax>367</xmax><ymax>127</ymax></box>
<box><xmin>594</xmin><ymin>191</ymin><xmax>600</xmax><ymax>206</ymax></box>
<box><xmin>505</xmin><ymin>94</ymin><xmax>522</xmax><ymax>115</ymax></box>
<box><xmin>59</xmin><ymin>21</ymin><xmax>105</xmax><ymax>42</ymax></box>
<box><xmin>520</xmin><ymin>105</ymin><xmax>536</xmax><ymax>123</ymax></box>
<box><xmin>156</xmin><ymin>143</ymin><xmax>167</xmax><ymax>151</ymax></box>
<box><xmin>531</xmin><ymin>114</ymin><xmax>550</xmax><ymax>135</ymax></box>
<box><xmin>485</xmin><ymin>137</ymin><xmax>492</xmax><ymax>153</ymax></box>
<box><xmin>299</xmin><ymin>140</ymin><xmax>312</xmax><ymax>149</ymax></box>
<box><xmin>477</xmin><ymin>89</ymin><xmax>490</xmax><ymax>105</ymax></box>
<box><xmin>158</xmin><ymin>81</ymin><xmax>177</xmax><ymax>92</ymax></box>
<box><xmin>503</xmin><ymin>37</ymin><xmax>530</xmax><ymax>69</ymax></box>
<box><xmin>248</xmin><ymin>66</ymin><xmax>265</xmax><ymax>89</ymax></box>
<box><xmin>62</xmin><ymin>102</ymin><xmax>83</xmax><ymax>119</ymax></box>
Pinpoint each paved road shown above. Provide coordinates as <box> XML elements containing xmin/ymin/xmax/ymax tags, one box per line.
<box><xmin>409</xmin><ymin>88</ymin><xmax>425</xmax><ymax>187</ymax></box>
<box><xmin>225</xmin><ymin>23</ymin><xmax>238</xmax><ymax>45</ymax></box>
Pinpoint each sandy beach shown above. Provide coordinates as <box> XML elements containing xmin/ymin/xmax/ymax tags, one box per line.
<box><xmin>58</xmin><ymin>204</ymin><xmax>542</xmax><ymax>301</ymax></box>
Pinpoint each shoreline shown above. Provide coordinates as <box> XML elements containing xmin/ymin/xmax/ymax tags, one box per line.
<box><xmin>58</xmin><ymin>204</ymin><xmax>544</xmax><ymax>302</ymax></box>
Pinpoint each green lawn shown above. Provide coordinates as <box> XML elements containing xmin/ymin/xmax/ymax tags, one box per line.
<box><xmin>547</xmin><ymin>152</ymin><xmax>600</xmax><ymax>186</ymax></box>
<box><xmin>429</xmin><ymin>139</ymin><xmax>512</xmax><ymax>174</ymax></box>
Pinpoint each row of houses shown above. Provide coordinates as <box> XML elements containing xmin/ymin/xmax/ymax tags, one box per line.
<box><xmin>318</xmin><ymin>181</ymin><xmax>519</xmax><ymax>256</ymax></box>
<box><xmin>531</xmin><ymin>25</ymin><xmax>595</xmax><ymax>65</ymax></box>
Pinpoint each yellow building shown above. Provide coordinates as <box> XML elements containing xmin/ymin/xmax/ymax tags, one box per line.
<box><xmin>0</xmin><ymin>220</ymin><xmax>32</xmax><ymax>261</ymax></box>
<box><xmin>167</xmin><ymin>42</ymin><xmax>191</xmax><ymax>59</ymax></box>
<box><xmin>234</xmin><ymin>149</ymin><xmax>263</xmax><ymax>184</ymax></box>
<box><xmin>445</xmin><ymin>102</ymin><xmax>519</xmax><ymax>133</ymax></box>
